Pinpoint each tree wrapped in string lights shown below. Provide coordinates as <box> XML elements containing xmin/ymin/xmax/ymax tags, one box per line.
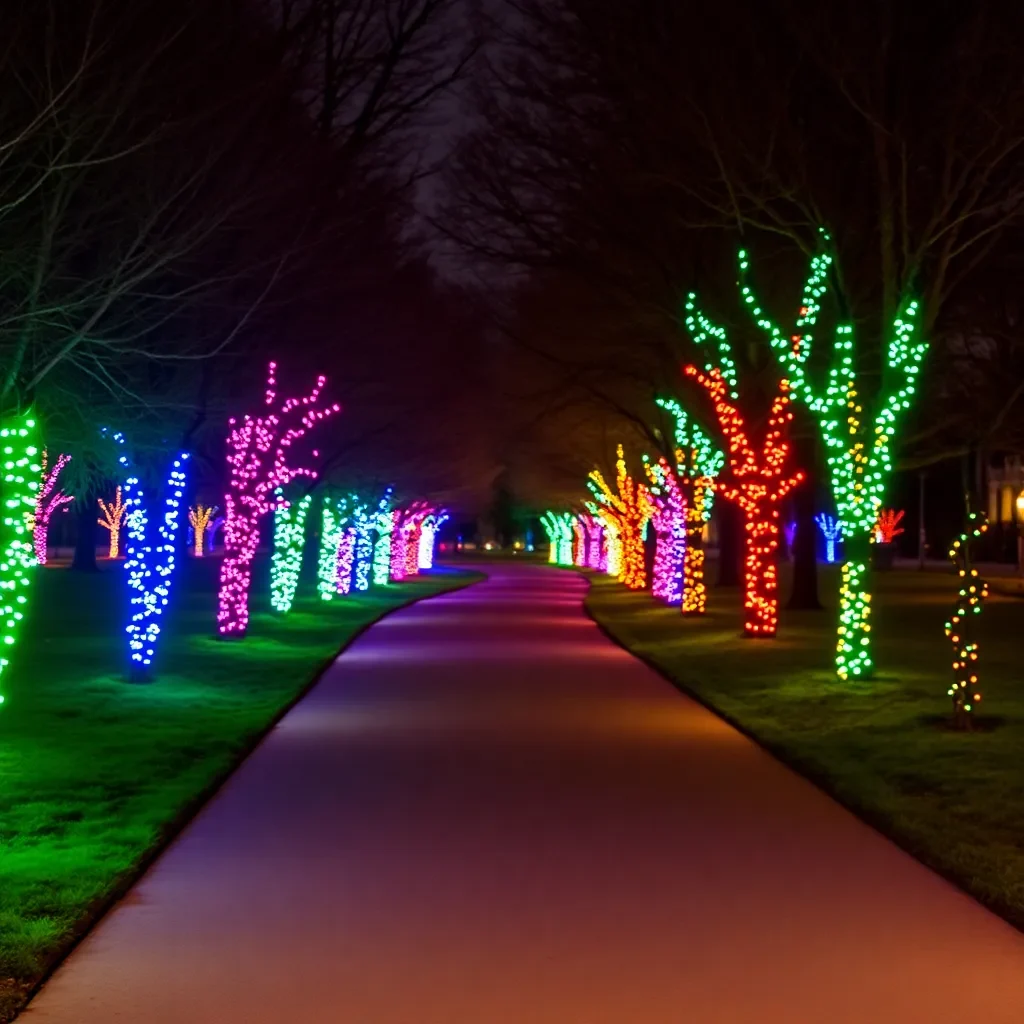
<box><xmin>643</xmin><ymin>456</ymin><xmax>687</xmax><ymax>604</ymax></box>
<box><xmin>682</xmin><ymin>293</ymin><xmax>805</xmax><ymax>637</ymax></box>
<box><xmin>541</xmin><ymin>511</ymin><xmax>574</xmax><ymax>566</ymax></box>
<box><xmin>371</xmin><ymin>488</ymin><xmax>394</xmax><ymax>586</ymax></box>
<box><xmin>581</xmin><ymin>514</ymin><xmax>605</xmax><ymax>570</ymax></box>
<box><xmin>270</xmin><ymin>490</ymin><xmax>312</xmax><ymax>613</ymax></box>
<box><xmin>32</xmin><ymin>450</ymin><xmax>72</xmax><ymax>565</ymax></box>
<box><xmin>815</xmin><ymin>513</ymin><xmax>843</xmax><ymax>564</ymax></box>
<box><xmin>318</xmin><ymin>496</ymin><xmax>352</xmax><ymax>601</ymax></box>
<box><xmin>587</xmin><ymin>446</ymin><xmax>652</xmax><ymax>590</ymax></box>
<box><xmin>586</xmin><ymin>507</ymin><xmax>622</xmax><ymax>576</ymax></box>
<box><xmin>874</xmin><ymin>508</ymin><xmax>905</xmax><ymax>545</ymax></box>
<box><xmin>112</xmin><ymin>433</ymin><xmax>190</xmax><ymax>681</ymax></box>
<box><xmin>98</xmin><ymin>487</ymin><xmax>127</xmax><ymax>558</ymax></box>
<box><xmin>655</xmin><ymin>398</ymin><xmax>724</xmax><ymax>614</ymax></box>
<box><xmin>218</xmin><ymin>362</ymin><xmax>339</xmax><ymax>636</ymax></box>
<box><xmin>418</xmin><ymin>511</ymin><xmax>448</xmax><ymax>570</ymax></box>
<box><xmin>739</xmin><ymin>237</ymin><xmax>925</xmax><ymax>674</ymax></box>
<box><xmin>188</xmin><ymin>503</ymin><xmax>218</xmax><ymax>558</ymax></box>
<box><xmin>572</xmin><ymin>516</ymin><xmax>588</xmax><ymax>567</ymax></box>
<box><xmin>945</xmin><ymin>513</ymin><xmax>989</xmax><ymax>729</ymax></box>
<box><xmin>0</xmin><ymin>412</ymin><xmax>41</xmax><ymax>699</ymax></box>
<box><xmin>391</xmin><ymin>502</ymin><xmax>432</xmax><ymax>580</ymax></box>
<box><xmin>350</xmin><ymin>499</ymin><xmax>375</xmax><ymax>590</ymax></box>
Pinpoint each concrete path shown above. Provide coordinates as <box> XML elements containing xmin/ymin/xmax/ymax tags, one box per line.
<box><xmin>26</xmin><ymin>564</ymin><xmax>1024</xmax><ymax>1023</ymax></box>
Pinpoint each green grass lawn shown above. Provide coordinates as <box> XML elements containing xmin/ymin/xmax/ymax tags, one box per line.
<box><xmin>585</xmin><ymin>564</ymin><xmax>1024</xmax><ymax>932</ymax></box>
<box><xmin>0</xmin><ymin>555</ymin><xmax>478</xmax><ymax>1021</ymax></box>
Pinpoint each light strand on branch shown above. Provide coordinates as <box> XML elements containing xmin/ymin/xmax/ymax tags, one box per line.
<box><xmin>945</xmin><ymin>513</ymin><xmax>989</xmax><ymax>727</ymax></box>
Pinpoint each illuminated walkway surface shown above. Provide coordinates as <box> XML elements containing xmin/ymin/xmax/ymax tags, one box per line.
<box><xmin>26</xmin><ymin>565</ymin><xmax>1024</xmax><ymax>1023</ymax></box>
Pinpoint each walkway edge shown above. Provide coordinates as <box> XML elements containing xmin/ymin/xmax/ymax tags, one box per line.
<box><xmin>576</xmin><ymin>566</ymin><xmax>1024</xmax><ymax>936</ymax></box>
<box><xmin>18</xmin><ymin>570</ymin><xmax>486</xmax><ymax>1021</ymax></box>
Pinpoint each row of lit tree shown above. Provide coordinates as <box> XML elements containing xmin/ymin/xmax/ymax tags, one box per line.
<box><xmin>538</xmin><ymin>237</ymin><xmax>988</xmax><ymax>726</ymax></box>
<box><xmin>0</xmin><ymin>362</ymin><xmax>446</xmax><ymax>695</ymax></box>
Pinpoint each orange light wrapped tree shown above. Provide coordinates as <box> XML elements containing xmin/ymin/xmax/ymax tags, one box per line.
<box><xmin>683</xmin><ymin>295</ymin><xmax>804</xmax><ymax>637</ymax></box>
<box><xmin>587</xmin><ymin>445</ymin><xmax>653</xmax><ymax>590</ymax></box>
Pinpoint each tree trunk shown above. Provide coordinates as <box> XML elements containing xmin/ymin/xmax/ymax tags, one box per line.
<box><xmin>70</xmin><ymin>495</ymin><xmax>99</xmax><ymax>572</ymax></box>
<box><xmin>788</xmin><ymin>473</ymin><xmax>822</xmax><ymax>609</ymax></box>
<box><xmin>682</xmin><ymin>529</ymin><xmax>707</xmax><ymax>614</ymax></box>
<box><xmin>836</xmin><ymin>531</ymin><xmax>874</xmax><ymax>679</ymax></box>
<box><xmin>741</xmin><ymin>506</ymin><xmax>780</xmax><ymax>637</ymax></box>
<box><xmin>715</xmin><ymin>500</ymin><xmax>740</xmax><ymax>587</ymax></box>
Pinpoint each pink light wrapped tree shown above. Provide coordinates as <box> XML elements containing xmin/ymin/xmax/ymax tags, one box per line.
<box><xmin>391</xmin><ymin>502</ymin><xmax>432</xmax><ymax>581</ymax></box>
<box><xmin>581</xmin><ymin>514</ymin><xmax>605</xmax><ymax>570</ymax></box>
<box><xmin>644</xmin><ymin>456</ymin><xmax>688</xmax><ymax>605</ymax></box>
<box><xmin>572</xmin><ymin>516</ymin><xmax>587</xmax><ymax>566</ymax></box>
<box><xmin>34</xmin><ymin>451</ymin><xmax>73</xmax><ymax>564</ymax></box>
<box><xmin>217</xmin><ymin>362</ymin><xmax>339</xmax><ymax>636</ymax></box>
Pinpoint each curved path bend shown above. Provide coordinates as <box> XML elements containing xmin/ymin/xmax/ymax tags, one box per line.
<box><xmin>26</xmin><ymin>564</ymin><xmax>1024</xmax><ymax>1023</ymax></box>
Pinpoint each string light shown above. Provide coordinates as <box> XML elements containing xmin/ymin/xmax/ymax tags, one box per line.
<box><xmin>874</xmin><ymin>508</ymin><xmax>905</xmax><ymax>545</ymax></box>
<box><xmin>541</xmin><ymin>511</ymin><xmax>575</xmax><ymax>565</ymax></box>
<box><xmin>32</xmin><ymin>450</ymin><xmax>72</xmax><ymax>564</ymax></box>
<box><xmin>643</xmin><ymin>456</ymin><xmax>687</xmax><ymax>604</ymax></box>
<box><xmin>656</xmin><ymin>397</ymin><xmax>724</xmax><ymax>614</ymax></box>
<box><xmin>587</xmin><ymin>445</ymin><xmax>652</xmax><ymax>589</ymax></box>
<box><xmin>372</xmin><ymin>488</ymin><xmax>394</xmax><ymax>586</ymax></box>
<box><xmin>391</xmin><ymin>503</ymin><xmax>433</xmax><ymax>580</ymax></box>
<box><xmin>188</xmin><ymin>503</ymin><xmax>218</xmax><ymax>558</ymax></box>
<box><xmin>944</xmin><ymin>513</ymin><xmax>989</xmax><ymax>726</ymax></box>
<box><xmin>580</xmin><ymin>514</ymin><xmax>605</xmax><ymax>570</ymax></box>
<box><xmin>418</xmin><ymin>511</ymin><xmax>449</xmax><ymax>569</ymax></box>
<box><xmin>337</xmin><ymin>527</ymin><xmax>356</xmax><ymax>595</ymax></box>
<box><xmin>98</xmin><ymin>487</ymin><xmax>127</xmax><ymax>558</ymax></box>
<box><xmin>350</xmin><ymin>498</ymin><xmax>375</xmax><ymax>590</ymax></box>
<box><xmin>0</xmin><ymin>412</ymin><xmax>41</xmax><ymax>700</ymax></box>
<box><xmin>683</xmin><ymin>363</ymin><xmax>804</xmax><ymax>637</ymax></box>
<box><xmin>587</xmin><ymin>508</ymin><xmax>622</xmax><ymax>576</ymax></box>
<box><xmin>269</xmin><ymin>490</ymin><xmax>312</xmax><ymax>613</ymax></box>
<box><xmin>572</xmin><ymin>515</ymin><xmax>588</xmax><ymax>566</ymax></box>
<box><xmin>114</xmin><ymin>432</ymin><xmax>190</xmax><ymax>680</ymax></box>
<box><xmin>218</xmin><ymin>361</ymin><xmax>339</xmax><ymax>635</ymax></box>
<box><xmin>815</xmin><ymin>513</ymin><xmax>843</xmax><ymax>564</ymax></box>
<box><xmin>740</xmin><ymin>238</ymin><xmax>925</xmax><ymax>675</ymax></box>
<box><xmin>317</xmin><ymin>497</ymin><xmax>349</xmax><ymax>601</ymax></box>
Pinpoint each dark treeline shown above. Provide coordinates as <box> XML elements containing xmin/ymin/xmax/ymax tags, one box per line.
<box><xmin>0</xmin><ymin>0</ymin><xmax>491</xmax><ymax>562</ymax></box>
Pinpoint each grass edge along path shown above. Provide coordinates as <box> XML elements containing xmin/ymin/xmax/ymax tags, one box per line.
<box><xmin>1</xmin><ymin>564</ymin><xmax>483</xmax><ymax>1023</ymax></box>
<box><xmin>582</xmin><ymin>567</ymin><xmax>1024</xmax><ymax>937</ymax></box>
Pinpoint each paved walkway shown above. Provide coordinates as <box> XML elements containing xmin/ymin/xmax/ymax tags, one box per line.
<box><xmin>26</xmin><ymin>564</ymin><xmax>1024</xmax><ymax>1023</ymax></box>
